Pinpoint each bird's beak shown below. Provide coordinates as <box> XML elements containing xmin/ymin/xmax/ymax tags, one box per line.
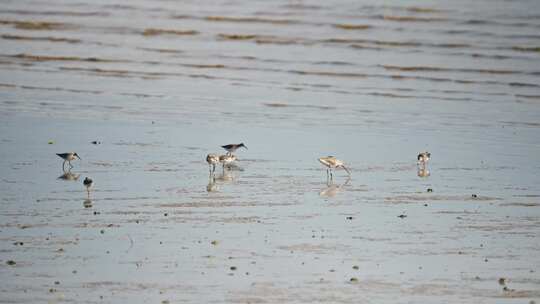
<box><xmin>76</xmin><ymin>155</ymin><xmax>81</xmax><ymax>160</ymax></box>
<box><xmin>243</xmin><ymin>145</ymin><xmax>248</xmax><ymax>150</ymax></box>
<box><xmin>341</xmin><ymin>165</ymin><xmax>351</xmax><ymax>176</ymax></box>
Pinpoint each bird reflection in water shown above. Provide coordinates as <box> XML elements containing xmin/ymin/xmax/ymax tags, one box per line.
<box><xmin>58</xmin><ymin>170</ymin><xmax>80</xmax><ymax>181</ymax></box>
<box><xmin>319</xmin><ymin>177</ymin><xmax>351</xmax><ymax>198</ymax></box>
<box><xmin>417</xmin><ymin>167</ymin><xmax>430</xmax><ymax>177</ymax></box>
<box><xmin>206</xmin><ymin>176</ymin><xmax>218</xmax><ymax>192</ymax></box>
<box><xmin>83</xmin><ymin>199</ymin><xmax>93</xmax><ymax>208</ymax></box>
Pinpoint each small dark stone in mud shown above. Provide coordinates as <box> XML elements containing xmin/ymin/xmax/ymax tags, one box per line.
<box><xmin>13</xmin><ymin>242</ymin><xmax>23</xmax><ymax>246</ymax></box>
<box><xmin>6</xmin><ymin>260</ymin><xmax>16</xmax><ymax>266</ymax></box>
<box><xmin>427</xmin><ymin>188</ymin><xmax>433</xmax><ymax>192</ymax></box>
<box><xmin>152</xmin><ymin>121</ymin><xmax>155</xmax><ymax>124</ymax></box>
<box><xmin>54</xmin><ymin>281</ymin><xmax>60</xmax><ymax>285</ymax></box>
<box><xmin>329</xmin><ymin>269</ymin><xmax>335</xmax><ymax>272</ymax></box>
<box><xmin>136</xmin><ymin>220</ymin><xmax>140</xmax><ymax>224</ymax></box>
<box><xmin>161</xmin><ymin>300</ymin><xmax>170</xmax><ymax>304</ymax></box>
<box><xmin>164</xmin><ymin>213</ymin><xmax>168</xmax><ymax>217</ymax></box>
<box><xmin>529</xmin><ymin>301</ymin><xmax>536</xmax><ymax>304</ymax></box>
<box><xmin>106</xmin><ymin>251</ymin><xmax>110</xmax><ymax>254</ymax></box>
<box><xmin>498</xmin><ymin>278</ymin><xmax>506</xmax><ymax>285</ymax></box>
<box><xmin>472</xmin><ymin>194</ymin><xmax>477</xmax><ymax>198</ymax></box>
<box><xmin>91</xmin><ymin>141</ymin><xmax>101</xmax><ymax>145</ymax></box>
<box><xmin>349</xmin><ymin>277</ymin><xmax>358</xmax><ymax>283</ymax></box>
<box><xmin>353</xmin><ymin>265</ymin><xmax>359</xmax><ymax>270</ymax></box>
<box><xmin>456</xmin><ymin>216</ymin><xmax>463</xmax><ymax>219</ymax></box>
<box><xmin>424</xmin><ymin>204</ymin><xmax>428</xmax><ymax>207</ymax></box>
<box><xmin>484</xmin><ymin>258</ymin><xmax>488</xmax><ymax>262</ymax></box>
<box><xmin>57</xmin><ymin>248</ymin><xmax>64</xmax><ymax>252</ymax></box>
<box><xmin>100</xmin><ymin>229</ymin><xmax>105</xmax><ymax>234</ymax></box>
<box><xmin>398</xmin><ymin>214</ymin><xmax>407</xmax><ymax>218</ymax></box>
<box><xmin>159</xmin><ymin>241</ymin><xmax>163</xmax><ymax>245</ymax></box>
<box><xmin>475</xmin><ymin>276</ymin><xmax>481</xmax><ymax>280</ymax></box>
<box><xmin>211</xmin><ymin>240</ymin><xmax>219</xmax><ymax>245</ymax></box>
<box><xmin>93</xmin><ymin>211</ymin><xmax>100</xmax><ymax>215</ymax></box>
<box><xmin>346</xmin><ymin>216</ymin><xmax>353</xmax><ymax>220</ymax></box>
<box><xmin>480</xmin><ymin>244</ymin><xmax>483</xmax><ymax>247</ymax></box>
<box><xmin>230</xmin><ymin>266</ymin><xmax>237</xmax><ymax>271</ymax></box>
<box><xmin>72</xmin><ymin>270</ymin><xmax>77</xmax><ymax>274</ymax></box>
<box><xmin>245</xmin><ymin>272</ymin><xmax>249</xmax><ymax>275</ymax></box>
<box><xmin>458</xmin><ymin>251</ymin><xmax>463</xmax><ymax>254</ymax></box>
<box><xmin>49</xmin><ymin>288</ymin><xmax>56</xmax><ymax>293</ymax></box>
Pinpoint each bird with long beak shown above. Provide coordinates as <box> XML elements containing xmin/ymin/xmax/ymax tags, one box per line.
<box><xmin>318</xmin><ymin>156</ymin><xmax>351</xmax><ymax>181</ymax></box>
<box><xmin>221</xmin><ymin>143</ymin><xmax>247</xmax><ymax>155</ymax></box>
<box><xmin>56</xmin><ymin>152</ymin><xmax>81</xmax><ymax>171</ymax></box>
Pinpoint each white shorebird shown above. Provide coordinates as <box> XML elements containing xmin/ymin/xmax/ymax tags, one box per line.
<box><xmin>83</xmin><ymin>177</ymin><xmax>93</xmax><ymax>197</ymax></box>
<box><xmin>206</xmin><ymin>154</ymin><xmax>219</xmax><ymax>175</ymax></box>
<box><xmin>56</xmin><ymin>152</ymin><xmax>80</xmax><ymax>170</ymax></box>
<box><xmin>219</xmin><ymin>154</ymin><xmax>237</xmax><ymax>171</ymax></box>
<box><xmin>221</xmin><ymin>143</ymin><xmax>247</xmax><ymax>155</ymax></box>
<box><xmin>417</xmin><ymin>151</ymin><xmax>431</xmax><ymax>166</ymax></box>
<box><xmin>318</xmin><ymin>156</ymin><xmax>351</xmax><ymax>181</ymax></box>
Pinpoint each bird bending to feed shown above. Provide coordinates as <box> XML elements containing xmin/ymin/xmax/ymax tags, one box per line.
<box><xmin>221</xmin><ymin>143</ymin><xmax>247</xmax><ymax>155</ymax></box>
<box><xmin>417</xmin><ymin>151</ymin><xmax>431</xmax><ymax>166</ymax></box>
<box><xmin>219</xmin><ymin>154</ymin><xmax>237</xmax><ymax>171</ymax></box>
<box><xmin>56</xmin><ymin>152</ymin><xmax>80</xmax><ymax>170</ymax></box>
<box><xmin>206</xmin><ymin>154</ymin><xmax>219</xmax><ymax>175</ymax></box>
<box><xmin>318</xmin><ymin>156</ymin><xmax>351</xmax><ymax>180</ymax></box>
<box><xmin>83</xmin><ymin>177</ymin><xmax>93</xmax><ymax>197</ymax></box>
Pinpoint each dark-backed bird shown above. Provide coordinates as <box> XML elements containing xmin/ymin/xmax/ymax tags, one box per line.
<box><xmin>221</xmin><ymin>143</ymin><xmax>247</xmax><ymax>155</ymax></box>
<box><xmin>56</xmin><ymin>152</ymin><xmax>80</xmax><ymax>171</ymax></box>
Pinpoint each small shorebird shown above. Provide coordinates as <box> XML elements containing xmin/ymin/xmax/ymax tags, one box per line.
<box><xmin>417</xmin><ymin>151</ymin><xmax>431</xmax><ymax>166</ymax></box>
<box><xmin>318</xmin><ymin>156</ymin><xmax>351</xmax><ymax>180</ymax></box>
<box><xmin>83</xmin><ymin>177</ymin><xmax>93</xmax><ymax>197</ymax></box>
<box><xmin>221</xmin><ymin>143</ymin><xmax>247</xmax><ymax>155</ymax></box>
<box><xmin>206</xmin><ymin>154</ymin><xmax>219</xmax><ymax>175</ymax></box>
<box><xmin>219</xmin><ymin>154</ymin><xmax>237</xmax><ymax>171</ymax></box>
<box><xmin>56</xmin><ymin>152</ymin><xmax>80</xmax><ymax>170</ymax></box>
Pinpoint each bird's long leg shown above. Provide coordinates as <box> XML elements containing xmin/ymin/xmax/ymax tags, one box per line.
<box><xmin>212</xmin><ymin>164</ymin><xmax>216</xmax><ymax>175</ymax></box>
<box><xmin>62</xmin><ymin>160</ymin><xmax>67</xmax><ymax>172</ymax></box>
<box><xmin>69</xmin><ymin>160</ymin><xmax>73</xmax><ymax>169</ymax></box>
<box><xmin>326</xmin><ymin>168</ymin><xmax>329</xmax><ymax>181</ymax></box>
<box><xmin>330</xmin><ymin>168</ymin><xmax>334</xmax><ymax>181</ymax></box>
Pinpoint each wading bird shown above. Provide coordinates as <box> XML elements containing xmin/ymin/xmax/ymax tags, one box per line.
<box><xmin>318</xmin><ymin>156</ymin><xmax>351</xmax><ymax>181</ymax></box>
<box><xmin>206</xmin><ymin>154</ymin><xmax>219</xmax><ymax>175</ymax></box>
<box><xmin>221</xmin><ymin>143</ymin><xmax>247</xmax><ymax>155</ymax></box>
<box><xmin>56</xmin><ymin>152</ymin><xmax>81</xmax><ymax>171</ymax></box>
<box><xmin>83</xmin><ymin>177</ymin><xmax>93</xmax><ymax>197</ymax></box>
<box><xmin>417</xmin><ymin>151</ymin><xmax>431</xmax><ymax>166</ymax></box>
<box><xmin>219</xmin><ymin>154</ymin><xmax>237</xmax><ymax>171</ymax></box>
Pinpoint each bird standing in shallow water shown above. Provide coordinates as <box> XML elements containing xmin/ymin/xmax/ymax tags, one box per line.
<box><xmin>219</xmin><ymin>154</ymin><xmax>237</xmax><ymax>171</ymax></box>
<box><xmin>206</xmin><ymin>154</ymin><xmax>219</xmax><ymax>175</ymax></box>
<box><xmin>56</xmin><ymin>152</ymin><xmax>80</xmax><ymax>171</ymax></box>
<box><xmin>83</xmin><ymin>177</ymin><xmax>93</xmax><ymax>198</ymax></box>
<box><xmin>417</xmin><ymin>151</ymin><xmax>431</xmax><ymax>167</ymax></box>
<box><xmin>318</xmin><ymin>156</ymin><xmax>351</xmax><ymax>181</ymax></box>
<box><xmin>221</xmin><ymin>143</ymin><xmax>247</xmax><ymax>155</ymax></box>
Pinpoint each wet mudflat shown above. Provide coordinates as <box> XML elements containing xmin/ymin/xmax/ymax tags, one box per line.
<box><xmin>1</xmin><ymin>0</ymin><xmax>540</xmax><ymax>303</ymax></box>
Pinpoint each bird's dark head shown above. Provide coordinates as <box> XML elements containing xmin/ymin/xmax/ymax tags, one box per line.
<box><xmin>240</xmin><ymin>143</ymin><xmax>248</xmax><ymax>149</ymax></box>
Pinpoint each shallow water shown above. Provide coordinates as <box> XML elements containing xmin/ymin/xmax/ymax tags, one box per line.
<box><xmin>1</xmin><ymin>0</ymin><xmax>540</xmax><ymax>303</ymax></box>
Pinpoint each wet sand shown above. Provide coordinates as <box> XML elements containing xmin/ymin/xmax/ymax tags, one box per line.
<box><xmin>1</xmin><ymin>0</ymin><xmax>540</xmax><ymax>303</ymax></box>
